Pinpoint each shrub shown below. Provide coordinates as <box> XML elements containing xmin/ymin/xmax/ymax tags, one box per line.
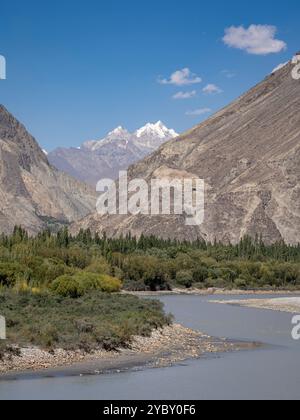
<box><xmin>175</xmin><ymin>253</ymin><xmax>195</xmax><ymax>271</ymax></box>
<box><xmin>84</xmin><ymin>257</ymin><xmax>110</xmax><ymax>275</ymax></box>
<box><xmin>193</xmin><ymin>266</ymin><xmax>209</xmax><ymax>283</ymax></box>
<box><xmin>122</xmin><ymin>255</ymin><xmax>169</xmax><ymax>291</ymax></box>
<box><xmin>51</xmin><ymin>272</ymin><xmax>122</xmax><ymax>298</ymax></box>
<box><xmin>62</xmin><ymin>246</ymin><xmax>92</xmax><ymax>269</ymax></box>
<box><xmin>40</xmin><ymin>324</ymin><xmax>59</xmax><ymax>349</ymax></box>
<box><xmin>0</xmin><ymin>262</ymin><xmax>30</xmax><ymax>287</ymax></box>
<box><xmin>176</xmin><ymin>270</ymin><xmax>193</xmax><ymax>288</ymax></box>
<box><xmin>123</xmin><ymin>278</ymin><xmax>147</xmax><ymax>291</ymax></box>
<box><xmin>28</xmin><ymin>258</ymin><xmax>73</xmax><ymax>287</ymax></box>
<box><xmin>199</xmin><ymin>257</ymin><xmax>217</xmax><ymax>268</ymax></box>
<box><xmin>50</xmin><ymin>275</ymin><xmax>82</xmax><ymax>298</ymax></box>
<box><xmin>204</xmin><ymin>277</ymin><xmax>228</xmax><ymax>288</ymax></box>
<box><xmin>234</xmin><ymin>278</ymin><xmax>248</xmax><ymax>289</ymax></box>
<box><xmin>96</xmin><ymin>274</ymin><xmax>122</xmax><ymax>293</ymax></box>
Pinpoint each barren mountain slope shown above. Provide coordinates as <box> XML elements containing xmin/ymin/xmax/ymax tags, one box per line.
<box><xmin>72</xmin><ymin>61</ymin><xmax>300</xmax><ymax>244</ymax></box>
<box><xmin>0</xmin><ymin>105</ymin><xmax>96</xmax><ymax>235</ymax></box>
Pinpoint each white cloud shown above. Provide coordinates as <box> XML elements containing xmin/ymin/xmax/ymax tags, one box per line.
<box><xmin>271</xmin><ymin>62</ymin><xmax>289</xmax><ymax>74</ymax></box>
<box><xmin>0</xmin><ymin>55</ymin><xmax>6</xmax><ymax>80</ymax></box>
<box><xmin>173</xmin><ymin>90</ymin><xmax>197</xmax><ymax>100</ymax></box>
<box><xmin>221</xmin><ymin>70</ymin><xmax>236</xmax><ymax>79</ymax></box>
<box><xmin>203</xmin><ymin>84</ymin><xmax>223</xmax><ymax>95</ymax></box>
<box><xmin>186</xmin><ymin>108</ymin><xmax>212</xmax><ymax>116</ymax></box>
<box><xmin>159</xmin><ymin>68</ymin><xmax>202</xmax><ymax>86</ymax></box>
<box><xmin>223</xmin><ymin>25</ymin><xmax>287</xmax><ymax>55</ymax></box>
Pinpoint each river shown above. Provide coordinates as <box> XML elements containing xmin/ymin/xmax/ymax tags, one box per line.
<box><xmin>0</xmin><ymin>294</ymin><xmax>299</xmax><ymax>400</ymax></box>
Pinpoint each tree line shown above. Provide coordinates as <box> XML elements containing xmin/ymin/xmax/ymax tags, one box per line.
<box><xmin>0</xmin><ymin>226</ymin><xmax>299</xmax><ymax>292</ymax></box>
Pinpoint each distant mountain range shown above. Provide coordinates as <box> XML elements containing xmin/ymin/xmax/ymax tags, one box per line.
<box><xmin>48</xmin><ymin>122</ymin><xmax>178</xmax><ymax>186</ymax></box>
<box><xmin>71</xmin><ymin>59</ymin><xmax>300</xmax><ymax>245</ymax></box>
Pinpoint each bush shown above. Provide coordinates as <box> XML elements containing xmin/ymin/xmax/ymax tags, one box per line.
<box><xmin>204</xmin><ymin>277</ymin><xmax>228</xmax><ymax>288</ymax></box>
<box><xmin>122</xmin><ymin>255</ymin><xmax>170</xmax><ymax>291</ymax></box>
<box><xmin>193</xmin><ymin>266</ymin><xmax>209</xmax><ymax>283</ymax></box>
<box><xmin>123</xmin><ymin>278</ymin><xmax>147</xmax><ymax>291</ymax></box>
<box><xmin>68</xmin><ymin>247</ymin><xmax>92</xmax><ymax>269</ymax></box>
<box><xmin>50</xmin><ymin>275</ymin><xmax>82</xmax><ymax>298</ymax></box>
<box><xmin>51</xmin><ymin>272</ymin><xmax>122</xmax><ymax>298</ymax></box>
<box><xmin>96</xmin><ymin>274</ymin><xmax>122</xmax><ymax>293</ymax></box>
<box><xmin>176</xmin><ymin>270</ymin><xmax>193</xmax><ymax>288</ymax></box>
<box><xmin>0</xmin><ymin>262</ymin><xmax>30</xmax><ymax>287</ymax></box>
<box><xmin>84</xmin><ymin>257</ymin><xmax>110</xmax><ymax>275</ymax></box>
<box><xmin>234</xmin><ymin>278</ymin><xmax>248</xmax><ymax>289</ymax></box>
<box><xmin>40</xmin><ymin>324</ymin><xmax>59</xmax><ymax>349</ymax></box>
<box><xmin>28</xmin><ymin>258</ymin><xmax>73</xmax><ymax>287</ymax></box>
<box><xmin>175</xmin><ymin>254</ymin><xmax>195</xmax><ymax>271</ymax></box>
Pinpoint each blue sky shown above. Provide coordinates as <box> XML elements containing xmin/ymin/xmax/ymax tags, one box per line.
<box><xmin>0</xmin><ymin>0</ymin><xmax>299</xmax><ymax>151</ymax></box>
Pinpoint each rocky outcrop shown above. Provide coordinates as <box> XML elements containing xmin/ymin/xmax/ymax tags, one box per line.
<box><xmin>72</xmin><ymin>60</ymin><xmax>300</xmax><ymax>244</ymax></box>
<box><xmin>0</xmin><ymin>105</ymin><xmax>96</xmax><ymax>235</ymax></box>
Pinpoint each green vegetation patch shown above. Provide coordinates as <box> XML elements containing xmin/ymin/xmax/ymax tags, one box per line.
<box><xmin>51</xmin><ymin>273</ymin><xmax>122</xmax><ymax>298</ymax></box>
<box><xmin>0</xmin><ymin>226</ymin><xmax>299</xmax><ymax>294</ymax></box>
<box><xmin>0</xmin><ymin>291</ymin><xmax>172</xmax><ymax>354</ymax></box>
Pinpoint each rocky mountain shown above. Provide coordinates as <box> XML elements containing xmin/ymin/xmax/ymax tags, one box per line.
<box><xmin>134</xmin><ymin>121</ymin><xmax>178</xmax><ymax>151</ymax></box>
<box><xmin>0</xmin><ymin>105</ymin><xmax>96</xmax><ymax>235</ymax></box>
<box><xmin>71</xmin><ymin>59</ymin><xmax>300</xmax><ymax>245</ymax></box>
<box><xmin>48</xmin><ymin>122</ymin><xmax>178</xmax><ymax>186</ymax></box>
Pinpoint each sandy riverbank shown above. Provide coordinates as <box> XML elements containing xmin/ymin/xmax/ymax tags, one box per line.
<box><xmin>0</xmin><ymin>324</ymin><xmax>257</xmax><ymax>379</ymax></box>
<box><xmin>123</xmin><ymin>288</ymin><xmax>300</xmax><ymax>297</ymax></box>
<box><xmin>211</xmin><ymin>297</ymin><xmax>300</xmax><ymax>314</ymax></box>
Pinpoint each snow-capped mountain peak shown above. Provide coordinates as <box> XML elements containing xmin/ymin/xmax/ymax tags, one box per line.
<box><xmin>135</xmin><ymin>121</ymin><xmax>178</xmax><ymax>139</ymax></box>
<box><xmin>83</xmin><ymin>126</ymin><xmax>130</xmax><ymax>151</ymax></box>
<box><xmin>107</xmin><ymin>126</ymin><xmax>130</xmax><ymax>137</ymax></box>
<box><xmin>82</xmin><ymin>122</ymin><xmax>178</xmax><ymax>152</ymax></box>
<box><xmin>50</xmin><ymin>121</ymin><xmax>179</xmax><ymax>186</ymax></box>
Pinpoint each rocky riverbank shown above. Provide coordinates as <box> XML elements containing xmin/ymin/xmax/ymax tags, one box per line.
<box><xmin>0</xmin><ymin>324</ymin><xmax>257</xmax><ymax>379</ymax></box>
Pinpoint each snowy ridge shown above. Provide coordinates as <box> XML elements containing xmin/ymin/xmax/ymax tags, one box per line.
<box><xmin>82</xmin><ymin>121</ymin><xmax>178</xmax><ymax>152</ymax></box>
<box><xmin>135</xmin><ymin>121</ymin><xmax>178</xmax><ymax>139</ymax></box>
<box><xmin>49</xmin><ymin>122</ymin><xmax>179</xmax><ymax>186</ymax></box>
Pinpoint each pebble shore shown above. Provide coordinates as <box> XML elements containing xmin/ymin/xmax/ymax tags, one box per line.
<box><xmin>0</xmin><ymin>324</ymin><xmax>256</xmax><ymax>378</ymax></box>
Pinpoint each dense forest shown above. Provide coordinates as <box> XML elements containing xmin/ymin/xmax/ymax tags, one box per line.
<box><xmin>0</xmin><ymin>227</ymin><xmax>299</xmax><ymax>293</ymax></box>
